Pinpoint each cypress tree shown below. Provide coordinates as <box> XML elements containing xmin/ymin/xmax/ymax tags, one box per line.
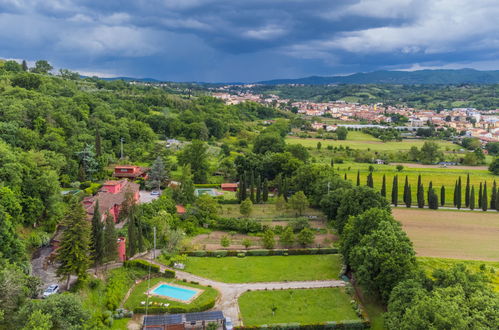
<box><xmin>456</xmin><ymin>177</ymin><xmax>462</xmax><ymax>209</ymax></box>
<box><xmin>127</xmin><ymin>209</ymin><xmax>137</xmax><ymax>258</ymax></box>
<box><xmin>403</xmin><ymin>176</ymin><xmax>410</xmax><ymax>207</ymax></box>
<box><xmin>262</xmin><ymin>178</ymin><xmax>269</xmax><ymax>202</ymax></box>
<box><xmin>496</xmin><ymin>185</ymin><xmax>499</xmax><ymax>212</ymax></box>
<box><xmin>405</xmin><ymin>184</ymin><xmax>412</xmax><ymax>208</ymax></box>
<box><xmin>453</xmin><ymin>180</ymin><xmax>457</xmax><ymax>207</ymax></box>
<box><xmin>380</xmin><ymin>174</ymin><xmax>386</xmax><ymax>197</ymax></box>
<box><xmin>470</xmin><ymin>186</ymin><xmax>475</xmax><ymax>210</ymax></box>
<box><xmin>482</xmin><ymin>182</ymin><xmax>488</xmax><ymax>211</ymax></box>
<box><xmin>465</xmin><ymin>174</ymin><xmax>470</xmax><ymax>207</ymax></box>
<box><xmin>103</xmin><ymin>212</ymin><xmax>118</xmax><ymax>263</ymax></box>
<box><xmin>22</xmin><ymin>60</ymin><xmax>28</xmax><ymax>71</ymax></box>
<box><xmin>490</xmin><ymin>181</ymin><xmax>496</xmax><ymax>210</ymax></box>
<box><xmin>417</xmin><ymin>182</ymin><xmax>425</xmax><ymax>208</ymax></box>
<box><xmin>90</xmin><ymin>201</ymin><xmax>104</xmax><ymax>267</ymax></box>
<box><xmin>367</xmin><ymin>172</ymin><xmax>374</xmax><ymax>188</ymax></box>
<box><xmin>95</xmin><ymin>127</ymin><xmax>102</xmax><ymax>157</ymax></box>
<box><xmin>344</xmin><ymin>173</ymin><xmax>347</xmax><ymax>181</ymax></box>
<box><xmin>256</xmin><ymin>174</ymin><xmax>262</xmax><ymax>204</ymax></box>
<box><xmin>356</xmin><ymin>170</ymin><xmax>360</xmax><ymax>186</ymax></box>
<box><xmin>391</xmin><ymin>175</ymin><xmax>398</xmax><ymax>206</ymax></box>
<box><xmin>440</xmin><ymin>185</ymin><xmax>446</xmax><ymax>206</ymax></box>
<box><xmin>250</xmin><ymin>171</ymin><xmax>255</xmax><ymax>203</ymax></box>
<box><xmin>427</xmin><ymin>181</ymin><xmax>433</xmax><ymax>204</ymax></box>
<box><xmin>478</xmin><ymin>182</ymin><xmax>483</xmax><ymax>209</ymax></box>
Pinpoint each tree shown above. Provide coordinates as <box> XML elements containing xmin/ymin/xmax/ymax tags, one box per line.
<box><xmin>440</xmin><ymin>186</ymin><xmax>446</xmax><ymax>206</ymax></box>
<box><xmin>30</xmin><ymin>60</ymin><xmax>53</xmax><ymax>74</ymax></box>
<box><xmin>381</xmin><ymin>174</ymin><xmax>387</xmax><ymax>197</ymax></box>
<box><xmin>262</xmin><ymin>229</ymin><xmax>275</xmax><ymax>249</ymax></box>
<box><xmin>103</xmin><ymin>212</ymin><xmax>118</xmax><ymax>263</ymax></box>
<box><xmin>465</xmin><ymin>174</ymin><xmax>470</xmax><ymax>207</ymax></box>
<box><xmin>75</xmin><ymin>144</ymin><xmax>99</xmax><ymax>181</ymax></box>
<box><xmin>275</xmin><ymin>195</ymin><xmax>286</xmax><ymax>211</ymax></box>
<box><xmin>428</xmin><ymin>187</ymin><xmax>438</xmax><ymax>209</ymax></box>
<box><xmin>11</xmin><ymin>72</ymin><xmax>42</xmax><ymax>89</ymax></box>
<box><xmin>220</xmin><ymin>235</ymin><xmax>231</xmax><ymax>248</ymax></box>
<box><xmin>21</xmin><ymin>60</ymin><xmax>28</xmax><ymax>71</ymax></box>
<box><xmin>255</xmin><ymin>174</ymin><xmax>262</xmax><ymax>203</ymax></box>
<box><xmin>366</xmin><ymin>172</ymin><xmax>374</xmax><ymax>188</ymax></box>
<box><xmin>478</xmin><ymin>182</ymin><xmax>483</xmax><ymax>209</ymax></box>
<box><xmin>341</xmin><ymin>208</ymin><xmax>396</xmax><ymax>267</ymax></box>
<box><xmin>317</xmin><ymin>141</ymin><xmax>322</xmax><ymax>150</ymax></box>
<box><xmin>350</xmin><ymin>220</ymin><xmax>417</xmax><ymax>303</ymax></box>
<box><xmin>240</xmin><ymin>198</ymin><xmax>253</xmax><ymax>217</ymax></box>
<box><xmin>242</xmin><ymin>238</ymin><xmax>252</xmax><ymax>249</ymax></box>
<box><xmin>356</xmin><ymin>170</ymin><xmax>360</xmax><ymax>186</ymax></box>
<box><xmin>178</xmin><ymin>140</ymin><xmax>210</xmax><ymax>183</ymax></box>
<box><xmin>396</xmin><ymin>164</ymin><xmax>404</xmax><ymax>172</ymax></box>
<box><xmin>253</xmin><ymin>133</ymin><xmax>285</xmax><ymax>154</ymax></box>
<box><xmin>175</xmin><ymin>165</ymin><xmax>195</xmax><ymax>205</ymax></box>
<box><xmin>22</xmin><ymin>310</ymin><xmax>52</xmax><ymax>330</ymax></box>
<box><xmin>148</xmin><ymin>156</ymin><xmax>167</xmax><ymax>191</ymax></box>
<box><xmin>279</xmin><ymin>226</ymin><xmax>295</xmax><ymax>247</ymax></box>
<box><xmin>419</xmin><ymin>141</ymin><xmax>442</xmax><ymax>164</ymax></box>
<box><xmin>335</xmin><ymin>186</ymin><xmax>391</xmax><ymax>234</ymax></box>
<box><xmin>491</xmin><ymin>181</ymin><xmax>497</xmax><ymax>210</ymax></box>
<box><xmin>482</xmin><ymin>182</ymin><xmax>488</xmax><ymax>211</ymax></box>
<box><xmin>262</xmin><ymin>178</ymin><xmax>269</xmax><ymax>202</ymax></box>
<box><xmin>56</xmin><ymin>199</ymin><xmax>91</xmax><ymax>289</ymax></box>
<box><xmin>288</xmin><ymin>191</ymin><xmax>309</xmax><ymax>216</ymax></box>
<box><xmin>90</xmin><ymin>201</ymin><xmax>104</xmax><ymax>267</ymax></box>
<box><xmin>391</xmin><ymin>175</ymin><xmax>398</xmax><ymax>206</ymax></box>
<box><xmin>456</xmin><ymin>177</ymin><xmax>462</xmax><ymax>209</ymax></box>
<box><xmin>336</xmin><ymin>126</ymin><xmax>348</xmax><ymax>140</ymax></box>
<box><xmin>469</xmin><ymin>186</ymin><xmax>475</xmax><ymax>210</ymax></box>
<box><xmin>488</xmin><ymin>157</ymin><xmax>499</xmax><ymax>175</ymax></box>
<box><xmin>0</xmin><ymin>208</ymin><xmax>25</xmax><ymax>264</ymax></box>
<box><xmin>59</xmin><ymin>69</ymin><xmax>80</xmax><ymax>80</ymax></box>
<box><xmin>297</xmin><ymin>228</ymin><xmax>315</xmax><ymax>247</ymax></box>
<box><xmin>403</xmin><ymin>176</ymin><xmax>411</xmax><ymax>208</ymax></box>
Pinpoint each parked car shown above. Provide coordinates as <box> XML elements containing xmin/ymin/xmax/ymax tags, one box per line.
<box><xmin>224</xmin><ymin>317</ymin><xmax>233</xmax><ymax>330</ymax></box>
<box><xmin>150</xmin><ymin>190</ymin><xmax>161</xmax><ymax>196</ymax></box>
<box><xmin>42</xmin><ymin>284</ymin><xmax>59</xmax><ymax>298</ymax></box>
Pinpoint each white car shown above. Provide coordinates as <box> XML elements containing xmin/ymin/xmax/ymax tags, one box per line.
<box><xmin>224</xmin><ymin>317</ymin><xmax>233</xmax><ymax>330</ymax></box>
<box><xmin>43</xmin><ymin>284</ymin><xmax>59</xmax><ymax>298</ymax></box>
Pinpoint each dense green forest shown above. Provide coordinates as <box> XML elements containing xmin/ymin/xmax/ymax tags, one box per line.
<box><xmin>246</xmin><ymin>83</ymin><xmax>499</xmax><ymax>109</ymax></box>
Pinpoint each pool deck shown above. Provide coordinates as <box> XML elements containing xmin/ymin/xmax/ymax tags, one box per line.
<box><xmin>147</xmin><ymin>282</ymin><xmax>204</xmax><ymax>304</ymax></box>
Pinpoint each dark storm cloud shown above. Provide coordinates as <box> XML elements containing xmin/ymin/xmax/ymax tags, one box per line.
<box><xmin>1</xmin><ymin>0</ymin><xmax>499</xmax><ymax>81</ymax></box>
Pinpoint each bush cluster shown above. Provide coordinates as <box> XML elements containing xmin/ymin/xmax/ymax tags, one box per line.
<box><xmin>235</xmin><ymin>320</ymin><xmax>369</xmax><ymax>329</ymax></box>
<box><xmin>186</xmin><ymin>248</ymin><xmax>338</xmax><ymax>257</ymax></box>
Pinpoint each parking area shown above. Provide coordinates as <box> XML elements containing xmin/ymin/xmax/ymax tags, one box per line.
<box><xmin>139</xmin><ymin>190</ymin><xmax>160</xmax><ymax>204</ymax></box>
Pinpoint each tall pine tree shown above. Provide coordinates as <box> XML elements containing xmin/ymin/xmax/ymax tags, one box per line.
<box><xmin>482</xmin><ymin>182</ymin><xmax>488</xmax><ymax>211</ymax></box>
<box><xmin>90</xmin><ymin>201</ymin><xmax>104</xmax><ymax>267</ymax></box>
<box><xmin>491</xmin><ymin>181</ymin><xmax>497</xmax><ymax>210</ymax></box>
<box><xmin>417</xmin><ymin>182</ymin><xmax>425</xmax><ymax>208</ymax></box>
<box><xmin>380</xmin><ymin>174</ymin><xmax>386</xmax><ymax>197</ymax></box>
<box><xmin>465</xmin><ymin>174</ymin><xmax>470</xmax><ymax>207</ymax></box>
<box><xmin>103</xmin><ymin>212</ymin><xmax>118</xmax><ymax>263</ymax></box>
<box><xmin>56</xmin><ymin>199</ymin><xmax>91</xmax><ymax>289</ymax></box>
<box><xmin>478</xmin><ymin>182</ymin><xmax>483</xmax><ymax>209</ymax></box>
<box><xmin>356</xmin><ymin>170</ymin><xmax>360</xmax><ymax>186</ymax></box>
<box><xmin>470</xmin><ymin>186</ymin><xmax>475</xmax><ymax>210</ymax></box>
<box><xmin>440</xmin><ymin>185</ymin><xmax>446</xmax><ymax>206</ymax></box>
<box><xmin>391</xmin><ymin>175</ymin><xmax>398</xmax><ymax>206</ymax></box>
<box><xmin>456</xmin><ymin>177</ymin><xmax>462</xmax><ymax>209</ymax></box>
<box><xmin>403</xmin><ymin>176</ymin><xmax>411</xmax><ymax>208</ymax></box>
<box><xmin>367</xmin><ymin>172</ymin><xmax>374</xmax><ymax>188</ymax></box>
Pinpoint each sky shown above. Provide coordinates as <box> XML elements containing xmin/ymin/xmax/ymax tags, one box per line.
<box><xmin>2</xmin><ymin>0</ymin><xmax>499</xmax><ymax>82</ymax></box>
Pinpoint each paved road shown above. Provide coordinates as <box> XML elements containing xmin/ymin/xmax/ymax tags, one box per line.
<box><xmin>140</xmin><ymin>256</ymin><xmax>346</xmax><ymax>326</ymax></box>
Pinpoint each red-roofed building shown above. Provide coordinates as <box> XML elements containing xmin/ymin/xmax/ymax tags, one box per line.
<box><xmin>83</xmin><ymin>179</ymin><xmax>139</xmax><ymax>223</ymax></box>
<box><xmin>117</xmin><ymin>237</ymin><xmax>126</xmax><ymax>262</ymax></box>
<box><xmin>176</xmin><ymin>205</ymin><xmax>186</xmax><ymax>215</ymax></box>
<box><xmin>114</xmin><ymin>165</ymin><xmax>149</xmax><ymax>180</ymax></box>
<box><xmin>221</xmin><ymin>183</ymin><xmax>238</xmax><ymax>192</ymax></box>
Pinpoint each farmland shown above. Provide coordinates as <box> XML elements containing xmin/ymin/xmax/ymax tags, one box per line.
<box><xmin>394</xmin><ymin>208</ymin><xmax>499</xmax><ymax>261</ymax></box>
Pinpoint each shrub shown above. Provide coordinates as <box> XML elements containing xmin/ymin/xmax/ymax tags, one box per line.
<box><xmin>162</xmin><ymin>269</ymin><xmax>175</xmax><ymax>278</ymax></box>
<box><xmin>237</xmin><ymin>253</ymin><xmax>246</xmax><ymax>258</ymax></box>
<box><xmin>124</xmin><ymin>260</ymin><xmax>161</xmax><ymax>273</ymax></box>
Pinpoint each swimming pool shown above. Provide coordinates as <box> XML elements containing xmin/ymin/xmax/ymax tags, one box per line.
<box><xmin>150</xmin><ymin>284</ymin><xmax>200</xmax><ymax>303</ymax></box>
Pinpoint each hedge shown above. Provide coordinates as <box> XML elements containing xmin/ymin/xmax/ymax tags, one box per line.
<box><xmin>235</xmin><ymin>320</ymin><xmax>369</xmax><ymax>330</ymax></box>
<box><xmin>125</xmin><ymin>259</ymin><xmax>176</xmax><ymax>278</ymax></box>
<box><xmin>194</xmin><ymin>184</ymin><xmax>220</xmax><ymax>188</ymax></box>
<box><xmin>185</xmin><ymin>248</ymin><xmax>338</xmax><ymax>257</ymax></box>
<box><xmin>133</xmin><ymin>295</ymin><xmax>216</xmax><ymax>314</ymax></box>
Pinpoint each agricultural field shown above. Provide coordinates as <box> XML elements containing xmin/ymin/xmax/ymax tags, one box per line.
<box><xmin>219</xmin><ymin>204</ymin><xmax>325</xmax><ymax>219</ymax></box>
<box><xmin>182</xmin><ymin>255</ymin><xmax>341</xmax><ymax>283</ymax></box>
<box><xmin>418</xmin><ymin>257</ymin><xmax>499</xmax><ymax>292</ymax></box>
<box><xmin>394</xmin><ymin>208</ymin><xmax>499</xmax><ymax>261</ymax></box>
<box><xmin>238</xmin><ymin>288</ymin><xmax>361</xmax><ymax>326</ymax></box>
<box><xmin>334</xmin><ymin>162</ymin><xmax>496</xmax><ymax>207</ymax></box>
<box><xmin>286</xmin><ymin>135</ymin><xmax>460</xmax><ymax>152</ymax></box>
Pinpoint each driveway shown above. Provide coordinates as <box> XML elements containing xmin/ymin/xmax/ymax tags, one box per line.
<box><xmin>139</xmin><ymin>255</ymin><xmax>346</xmax><ymax>326</ymax></box>
<box><xmin>139</xmin><ymin>190</ymin><xmax>160</xmax><ymax>204</ymax></box>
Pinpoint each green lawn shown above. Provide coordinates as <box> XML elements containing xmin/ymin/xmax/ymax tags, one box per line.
<box><xmin>418</xmin><ymin>257</ymin><xmax>499</xmax><ymax>292</ymax></box>
<box><xmin>238</xmin><ymin>288</ymin><xmax>360</xmax><ymax>326</ymax></box>
<box><xmin>183</xmin><ymin>255</ymin><xmax>341</xmax><ymax>283</ymax></box>
<box><xmin>123</xmin><ymin>277</ymin><xmax>219</xmax><ymax>312</ymax></box>
<box><xmin>286</xmin><ymin>136</ymin><xmax>459</xmax><ymax>152</ymax></box>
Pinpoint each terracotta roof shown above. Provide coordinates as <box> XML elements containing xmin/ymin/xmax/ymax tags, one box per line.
<box><xmin>176</xmin><ymin>205</ymin><xmax>186</xmax><ymax>214</ymax></box>
<box><xmin>221</xmin><ymin>183</ymin><xmax>238</xmax><ymax>188</ymax></box>
<box><xmin>85</xmin><ymin>180</ymin><xmax>139</xmax><ymax>218</ymax></box>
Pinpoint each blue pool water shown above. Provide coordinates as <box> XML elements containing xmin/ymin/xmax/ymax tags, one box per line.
<box><xmin>152</xmin><ymin>284</ymin><xmax>197</xmax><ymax>301</ymax></box>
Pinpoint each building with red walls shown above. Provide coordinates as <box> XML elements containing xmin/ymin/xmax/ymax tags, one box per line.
<box><xmin>117</xmin><ymin>237</ymin><xmax>127</xmax><ymax>262</ymax></box>
<box><xmin>113</xmin><ymin>165</ymin><xmax>149</xmax><ymax>180</ymax></box>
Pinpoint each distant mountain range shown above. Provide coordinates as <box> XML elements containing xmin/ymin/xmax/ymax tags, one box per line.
<box><xmin>257</xmin><ymin>69</ymin><xmax>499</xmax><ymax>85</ymax></box>
<box><xmin>93</xmin><ymin>69</ymin><xmax>499</xmax><ymax>85</ymax></box>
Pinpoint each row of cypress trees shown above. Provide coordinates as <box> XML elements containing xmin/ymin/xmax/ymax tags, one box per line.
<box><xmin>237</xmin><ymin>170</ymin><xmax>269</xmax><ymax>203</ymax></box>
<box><xmin>356</xmin><ymin>170</ymin><xmax>498</xmax><ymax>211</ymax></box>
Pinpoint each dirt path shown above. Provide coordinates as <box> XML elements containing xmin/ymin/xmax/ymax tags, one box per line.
<box><xmin>139</xmin><ymin>255</ymin><xmax>346</xmax><ymax>326</ymax></box>
<box><xmin>391</xmin><ymin>162</ymin><xmax>488</xmax><ymax>171</ymax></box>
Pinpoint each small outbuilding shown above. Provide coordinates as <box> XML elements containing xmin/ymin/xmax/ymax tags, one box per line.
<box><xmin>221</xmin><ymin>183</ymin><xmax>238</xmax><ymax>192</ymax></box>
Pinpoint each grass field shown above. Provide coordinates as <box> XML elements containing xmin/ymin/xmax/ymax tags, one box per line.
<box><xmin>123</xmin><ymin>278</ymin><xmax>219</xmax><ymax>312</ymax></box>
<box><xmin>238</xmin><ymin>288</ymin><xmax>360</xmax><ymax>326</ymax></box>
<box><xmin>219</xmin><ymin>204</ymin><xmax>325</xmax><ymax>219</ymax></box>
<box><xmin>334</xmin><ymin>162</ymin><xmax>496</xmax><ymax>207</ymax></box>
<box><xmin>418</xmin><ymin>257</ymin><xmax>499</xmax><ymax>292</ymax></box>
<box><xmin>394</xmin><ymin>208</ymin><xmax>499</xmax><ymax>261</ymax></box>
<box><xmin>183</xmin><ymin>255</ymin><xmax>341</xmax><ymax>283</ymax></box>
<box><xmin>286</xmin><ymin>136</ymin><xmax>460</xmax><ymax>152</ymax></box>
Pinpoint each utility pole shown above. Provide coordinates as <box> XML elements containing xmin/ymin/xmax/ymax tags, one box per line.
<box><xmin>153</xmin><ymin>226</ymin><xmax>156</xmax><ymax>260</ymax></box>
<box><xmin>120</xmin><ymin>137</ymin><xmax>124</xmax><ymax>159</ymax></box>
